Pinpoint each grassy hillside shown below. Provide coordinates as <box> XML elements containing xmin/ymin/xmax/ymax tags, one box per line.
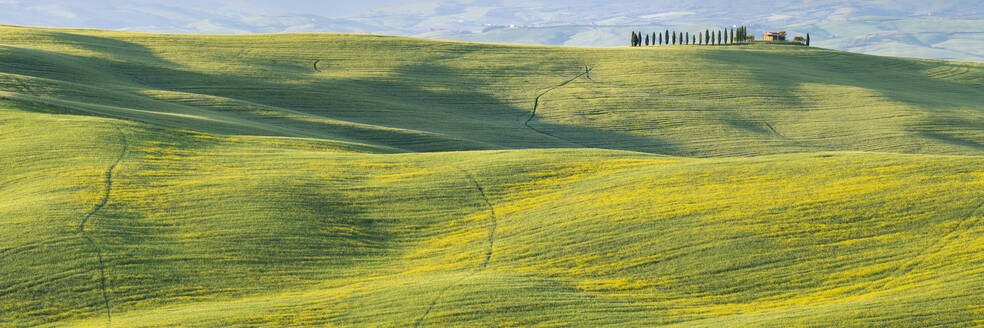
<box><xmin>0</xmin><ymin>25</ymin><xmax>982</xmax><ymax>156</ymax></box>
<box><xmin>1</xmin><ymin>25</ymin><xmax>983</xmax><ymax>327</ymax></box>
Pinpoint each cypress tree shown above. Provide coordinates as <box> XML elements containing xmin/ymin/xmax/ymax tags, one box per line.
<box><xmin>645</xmin><ymin>34</ymin><xmax>650</xmax><ymax>46</ymax></box>
<box><xmin>631</xmin><ymin>31</ymin><xmax>636</xmax><ymax>46</ymax></box>
<box><xmin>665</xmin><ymin>30</ymin><xmax>670</xmax><ymax>45</ymax></box>
<box><xmin>807</xmin><ymin>33</ymin><xmax>811</xmax><ymax>46</ymax></box>
<box><xmin>658</xmin><ymin>33</ymin><xmax>663</xmax><ymax>45</ymax></box>
<box><xmin>653</xmin><ymin>32</ymin><xmax>657</xmax><ymax>45</ymax></box>
<box><xmin>685</xmin><ymin>32</ymin><xmax>689</xmax><ymax>45</ymax></box>
<box><xmin>706</xmin><ymin>30</ymin><xmax>710</xmax><ymax>45</ymax></box>
<box><xmin>672</xmin><ymin>32</ymin><xmax>676</xmax><ymax>45</ymax></box>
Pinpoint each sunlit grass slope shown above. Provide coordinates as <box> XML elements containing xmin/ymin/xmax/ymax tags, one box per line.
<box><xmin>2</xmin><ymin>25</ymin><xmax>983</xmax><ymax>327</ymax></box>
<box><xmin>0</xmin><ymin>25</ymin><xmax>982</xmax><ymax>156</ymax></box>
<box><xmin>3</xmin><ymin>108</ymin><xmax>983</xmax><ymax>327</ymax></box>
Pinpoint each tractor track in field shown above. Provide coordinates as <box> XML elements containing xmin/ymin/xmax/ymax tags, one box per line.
<box><xmin>880</xmin><ymin>200</ymin><xmax>984</xmax><ymax>289</ymax></box>
<box><xmin>412</xmin><ymin>167</ymin><xmax>497</xmax><ymax>327</ymax></box>
<box><xmin>457</xmin><ymin>168</ymin><xmax>497</xmax><ymax>269</ymax></box>
<box><xmin>0</xmin><ymin>236</ymin><xmax>76</xmax><ymax>260</ymax></box>
<box><xmin>523</xmin><ymin>67</ymin><xmax>592</xmax><ymax>147</ymax></box>
<box><xmin>77</xmin><ymin>128</ymin><xmax>128</xmax><ymax>328</ymax></box>
<box><xmin>761</xmin><ymin>121</ymin><xmax>788</xmax><ymax>139</ymax></box>
<box><xmin>313</xmin><ymin>59</ymin><xmax>321</xmax><ymax>72</ymax></box>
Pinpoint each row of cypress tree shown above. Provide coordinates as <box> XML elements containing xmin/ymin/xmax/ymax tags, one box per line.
<box><xmin>630</xmin><ymin>26</ymin><xmax>752</xmax><ymax>46</ymax></box>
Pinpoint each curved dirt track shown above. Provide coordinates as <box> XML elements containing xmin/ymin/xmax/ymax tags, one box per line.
<box><xmin>412</xmin><ymin>167</ymin><xmax>497</xmax><ymax>327</ymax></box>
<box><xmin>77</xmin><ymin>128</ymin><xmax>128</xmax><ymax>327</ymax></box>
<box><xmin>523</xmin><ymin>67</ymin><xmax>593</xmax><ymax>146</ymax></box>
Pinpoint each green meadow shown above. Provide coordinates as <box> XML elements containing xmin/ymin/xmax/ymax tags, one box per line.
<box><xmin>1</xmin><ymin>25</ymin><xmax>983</xmax><ymax>327</ymax></box>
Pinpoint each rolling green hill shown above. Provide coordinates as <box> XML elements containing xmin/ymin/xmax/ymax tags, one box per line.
<box><xmin>1</xmin><ymin>25</ymin><xmax>983</xmax><ymax>327</ymax></box>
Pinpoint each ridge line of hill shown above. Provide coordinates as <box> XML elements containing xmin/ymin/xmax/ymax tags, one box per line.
<box><xmin>77</xmin><ymin>127</ymin><xmax>128</xmax><ymax>328</ymax></box>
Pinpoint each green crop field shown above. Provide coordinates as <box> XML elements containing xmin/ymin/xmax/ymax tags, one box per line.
<box><xmin>1</xmin><ymin>25</ymin><xmax>983</xmax><ymax>327</ymax></box>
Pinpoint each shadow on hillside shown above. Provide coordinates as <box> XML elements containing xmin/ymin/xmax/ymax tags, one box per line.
<box><xmin>697</xmin><ymin>47</ymin><xmax>984</xmax><ymax>155</ymax></box>
<box><xmin>0</xmin><ymin>32</ymin><xmax>681</xmax><ymax>154</ymax></box>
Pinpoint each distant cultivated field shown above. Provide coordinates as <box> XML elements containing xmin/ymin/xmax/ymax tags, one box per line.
<box><xmin>1</xmin><ymin>25</ymin><xmax>983</xmax><ymax>327</ymax></box>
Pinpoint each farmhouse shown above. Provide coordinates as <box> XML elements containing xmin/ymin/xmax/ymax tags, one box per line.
<box><xmin>764</xmin><ymin>31</ymin><xmax>787</xmax><ymax>41</ymax></box>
